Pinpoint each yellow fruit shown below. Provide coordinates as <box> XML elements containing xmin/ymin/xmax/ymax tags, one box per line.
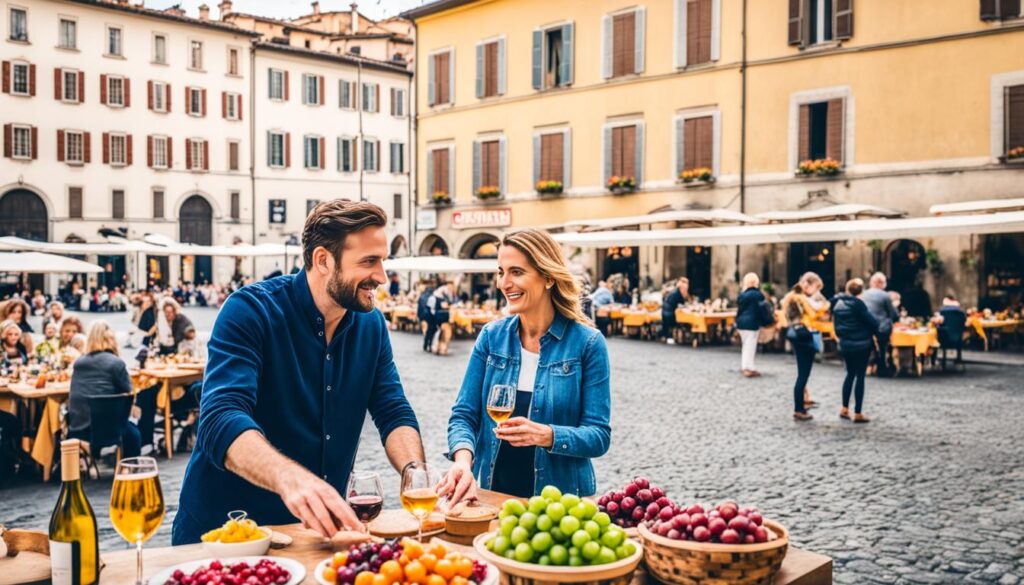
<box><xmin>323</xmin><ymin>567</ymin><xmax>337</xmax><ymax>582</ymax></box>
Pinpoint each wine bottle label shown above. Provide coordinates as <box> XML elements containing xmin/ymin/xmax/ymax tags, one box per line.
<box><xmin>49</xmin><ymin>540</ymin><xmax>77</xmax><ymax>585</ymax></box>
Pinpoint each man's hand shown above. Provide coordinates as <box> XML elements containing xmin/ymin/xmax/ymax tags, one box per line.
<box><xmin>437</xmin><ymin>451</ymin><xmax>477</xmax><ymax>507</ymax></box>
<box><xmin>275</xmin><ymin>468</ymin><xmax>365</xmax><ymax>538</ymax></box>
<box><xmin>494</xmin><ymin>417</ymin><xmax>555</xmax><ymax>448</ymax></box>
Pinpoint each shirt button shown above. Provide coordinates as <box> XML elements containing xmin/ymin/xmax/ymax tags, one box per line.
<box><xmin>318</xmin><ymin>331</ymin><xmax>323</xmax><ymax>337</ymax></box>
<box><xmin>326</xmin><ymin>434</ymin><xmax>331</xmax><ymax>440</ymax></box>
<box><xmin>326</xmin><ymin>354</ymin><xmax>332</xmax><ymax>360</ymax></box>
<box><xmin>562</xmin><ymin>444</ymin><xmax>568</xmax><ymax>449</ymax></box>
<box><xmin>327</xmin><ymin>385</ymin><xmax>332</xmax><ymax>391</ymax></box>
<box><xmin>323</xmin><ymin>474</ymin><xmax>328</xmax><ymax>480</ymax></box>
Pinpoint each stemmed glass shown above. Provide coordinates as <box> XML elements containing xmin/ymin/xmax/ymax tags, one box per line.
<box><xmin>400</xmin><ymin>462</ymin><xmax>445</xmax><ymax>542</ymax></box>
<box><xmin>109</xmin><ymin>457</ymin><xmax>165</xmax><ymax>585</ymax></box>
<box><xmin>487</xmin><ymin>384</ymin><xmax>516</xmax><ymax>427</ymax></box>
<box><xmin>346</xmin><ymin>470</ymin><xmax>385</xmax><ymax>528</ymax></box>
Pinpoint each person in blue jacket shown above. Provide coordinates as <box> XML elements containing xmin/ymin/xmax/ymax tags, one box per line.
<box><xmin>736</xmin><ymin>273</ymin><xmax>769</xmax><ymax>377</ymax></box>
<box><xmin>440</xmin><ymin>229</ymin><xmax>611</xmax><ymax>504</ymax></box>
<box><xmin>831</xmin><ymin>278</ymin><xmax>879</xmax><ymax>423</ymax></box>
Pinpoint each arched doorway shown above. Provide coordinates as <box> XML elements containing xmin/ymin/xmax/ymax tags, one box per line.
<box><xmin>419</xmin><ymin>234</ymin><xmax>449</xmax><ymax>256</ymax></box>
<box><xmin>789</xmin><ymin>242</ymin><xmax>835</xmax><ymax>297</ymax></box>
<box><xmin>686</xmin><ymin>246</ymin><xmax>712</xmax><ymax>301</ymax></box>
<box><xmin>390</xmin><ymin>235</ymin><xmax>408</xmax><ymax>258</ymax></box>
<box><xmin>0</xmin><ymin>189</ymin><xmax>48</xmax><ymax>295</ymax></box>
<box><xmin>887</xmin><ymin>239</ymin><xmax>930</xmax><ymax>317</ymax></box>
<box><xmin>460</xmin><ymin>233</ymin><xmax>499</xmax><ymax>304</ymax></box>
<box><xmin>179</xmin><ymin>195</ymin><xmax>213</xmax><ymax>284</ymax></box>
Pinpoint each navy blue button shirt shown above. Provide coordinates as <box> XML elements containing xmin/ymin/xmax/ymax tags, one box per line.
<box><xmin>172</xmin><ymin>272</ymin><xmax>419</xmax><ymax>544</ymax></box>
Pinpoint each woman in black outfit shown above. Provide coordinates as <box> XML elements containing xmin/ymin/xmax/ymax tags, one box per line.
<box><xmin>831</xmin><ymin>278</ymin><xmax>879</xmax><ymax>423</ymax></box>
<box><xmin>783</xmin><ymin>273</ymin><xmax>824</xmax><ymax>421</ymax></box>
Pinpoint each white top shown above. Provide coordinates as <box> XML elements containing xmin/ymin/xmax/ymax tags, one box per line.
<box><xmin>518</xmin><ymin>347</ymin><xmax>540</xmax><ymax>393</ymax></box>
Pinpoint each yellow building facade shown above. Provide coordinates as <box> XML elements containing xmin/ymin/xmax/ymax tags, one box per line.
<box><xmin>407</xmin><ymin>0</ymin><xmax>1024</xmax><ymax>308</ymax></box>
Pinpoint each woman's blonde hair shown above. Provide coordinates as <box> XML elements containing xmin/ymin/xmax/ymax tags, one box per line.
<box><xmin>85</xmin><ymin>320</ymin><xmax>119</xmax><ymax>356</ymax></box>
<box><xmin>742</xmin><ymin>272</ymin><xmax>760</xmax><ymax>289</ymax></box>
<box><xmin>0</xmin><ymin>319</ymin><xmax>21</xmax><ymax>341</ymax></box>
<box><xmin>501</xmin><ymin>228</ymin><xmax>591</xmax><ymax>326</ymax></box>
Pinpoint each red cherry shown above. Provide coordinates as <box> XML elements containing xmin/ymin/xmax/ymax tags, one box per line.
<box><xmin>720</xmin><ymin>529</ymin><xmax>740</xmax><ymax>544</ymax></box>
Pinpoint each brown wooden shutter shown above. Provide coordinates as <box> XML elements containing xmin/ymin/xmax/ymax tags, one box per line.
<box><xmin>28</xmin><ymin>64</ymin><xmax>35</xmax><ymax>96</ymax></box>
<box><xmin>697</xmin><ymin>116</ymin><xmax>713</xmax><ymax>169</ymax></box>
<box><xmin>826</xmin><ymin>98</ymin><xmax>844</xmax><ymax>163</ymax></box>
<box><xmin>100</xmin><ymin>74</ymin><xmax>108</xmax><ymax>104</ymax></box>
<box><xmin>165</xmin><ymin>83</ymin><xmax>171</xmax><ymax>112</ymax></box>
<box><xmin>485</xmin><ymin>42</ymin><xmax>498</xmax><ymax>96</ymax></box>
<box><xmin>319</xmin><ymin>76</ymin><xmax>325</xmax><ymax>105</ymax></box>
<box><xmin>541</xmin><ymin>133</ymin><xmax>564</xmax><ymax>182</ymax></box>
<box><xmin>126</xmin><ymin>134</ymin><xmax>133</xmax><ymax>166</ymax></box>
<box><xmin>2</xmin><ymin>124</ymin><xmax>10</xmax><ymax>157</ymax></box>
<box><xmin>683</xmin><ymin>118</ymin><xmax>697</xmax><ymax>171</ymax></box>
<box><xmin>57</xmin><ymin>129</ymin><xmax>65</xmax><ymax>161</ymax></box>
<box><xmin>623</xmin><ymin>125</ymin><xmax>636</xmax><ymax>177</ymax></box>
<box><xmin>284</xmin><ymin>71</ymin><xmax>290</xmax><ymax>101</ymax></box>
<box><xmin>611</xmin><ymin>127</ymin><xmax>623</xmax><ymax>176</ymax></box>
<box><xmin>78</xmin><ymin>72</ymin><xmax>84</xmax><ymax>103</ymax></box>
<box><xmin>1</xmin><ymin>61</ymin><xmax>9</xmax><ymax>93</ymax></box>
<box><xmin>687</xmin><ymin>1</ymin><xmax>700</xmax><ymax>66</ymax></box>
<box><xmin>185</xmin><ymin>86</ymin><xmax>192</xmax><ymax>114</ymax></box>
<box><xmin>798</xmin><ymin>104</ymin><xmax>810</xmax><ymax>161</ymax></box>
<box><xmin>83</xmin><ymin>131</ymin><xmax>91</xmax><ymax>163</ymax></box>
<box><xmin>201</xmin><ymin>89</ymin><xmax>207</xmax><ymax>116</ymax></box>
<box><xmin>69</xmin><ymin>188</ymin><xmax>82</xmax><ymax>218</ymax></box>
<box><xmin>167</xmin><ymin>137</ymin><xmax>173</xmax><ymax>168</ymax></box>
<box><xmin>612</xmin><ymin>13</ymin><xmax>636</xmax><ymax>77</ymax></box>
<box><xmin>1007</xmin><ymin>85</ymin><xmax>1024</xmax><ymax>153</ymax></box>
<box><xmin>238</xmin><ymin>95</ymin><xmax>243</xmax><ymax>120</ymax></box>
<box><xmin>203</xmin><ymin>140</ymin><xmax>209</xmax><ymax>171</ymax></box>
<box><xmin>285</xmin><ymin>133</ymin><xmax>291</xmax><ymax>167</ymax></box>
<box><xmin>835</xmin><ymin>0</ymin><xmax>853</xmax><ymax>39</ymax></box>
<box><xmin>31</xmin><ymin>126</ymin><xmax>37</xmax><ymax>159</ymax></box>
<box><xmin>185</xmin><ymin>139</ymin><xmax>192</xmax><ymax>169</ymax></box>
<box><xmin>1003</xmin><ymin>0</ymin><xmax>1022</xmax><ymax>19</ymax></box>
<box><xmin>390</xmin><ymin>87</ymin><xmax>396</xmax><ymax>115</ymax></box>
<box><xmin>788</xmin><ymin>0</ymin><xmax>804</xmax><ymax>45</ymax></box>
<box><xmin>124</xmin><ymin>78</ymin><xmax>130</xmax><ymax>107</ymax></box>
<box><xmin>320</xmin><ymin>137</ymin><xmax>326</xmax><ymax>169</ymax></box>
<box><xmin>102</xmin><ymin>132</ymin><xmax>110</xmax><ymax>163</ymax></box>
<box><xmin>222</xmin><ymin>91</ymin><xmax>227</xmax><ymax>118</ymax></box>
<box><xmin>147</xmin><ymin>135</ymin><xmax>153</xmax><ymax>167</ymax></box>
<box><xmin>148</xmin><ymin>80</ymin><xmax>153</xmax><ymax>110</ymax></box>
<box><xmin>980</xmin><ymin>0</ymin><xmax>999</xmax><ymax>19</ymax></box>
<box><xmin>54</xmin><ymin>68</ymin><xmax>62</xmax><ymax>100</ymax></box>
<box><xmin>698</xmin><ymin>0</ymin><xmax>712</xmax><ymax>63</ymax></box>
<box><xmin>229</xmin><ymin>141</ymin><xmax>239</xmax><ymax>170</ymax></box>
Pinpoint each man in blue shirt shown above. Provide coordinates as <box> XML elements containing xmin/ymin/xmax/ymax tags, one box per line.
<box><xmin>172</xmin><ymin>200</ymin><xmax>423</xmax><ymax>544</ymax></box>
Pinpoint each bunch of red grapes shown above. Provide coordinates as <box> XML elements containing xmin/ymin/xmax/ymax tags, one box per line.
<box><xmin>648</xmin><ymin>501</ymin><xmax>771</xmax><ymax>544</ymax></box>
<box><xmin>335</xmin><ymin>539</ymin><xmax>403</xmax><ymax>583</ymax></box>
<box><xmin>597</xmin><ymin>477</ymin><xmax>678</xmax><ymax>529</ymax></box>
<box><xmin>165</xmin><ymin>559</ymin><xmax>291</xmax><ymax>585</ymax></box>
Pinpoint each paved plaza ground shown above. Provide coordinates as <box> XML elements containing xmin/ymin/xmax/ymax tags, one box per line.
<box><xmin>2</xmin><ymin>307</ymin><xmax>1022</xmax><ymax>584</ymax></box>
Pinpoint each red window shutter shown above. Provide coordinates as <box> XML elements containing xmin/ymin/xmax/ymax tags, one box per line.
<box><xmin>319</xmin><ymin>137</ymin><xmax>325</xmax><ymax>169</ymax></box>
<box><xmin>203</xmin><ymin>140</ymin><xmax>209</xmax><ymax>171</ymax></box>
<box><xmin>28</xmin><ymin>64</ymin><xmax>35</xmax><ymax>96</ymax></box>
<box><xmin>1</xmin><ymin>61</ymin><xmax>9</xmax><ymax>94</ymax></box>
<box><xmin>185</xmin><ymin>139</ymin><xmax>192</xmax><ymax>169</ymax></box>
<box><xmin>126</xmin><ymin>134</ymin><xmax>133</xmax><ymax>166</ymax></box>
<box><xmin>57</xmin><ymin>129</ymin><xmax>65</xmax><ymax>161</ymax></box>
<box><xmin>147</xmin><ymin>135</ymin><xmax>153</xmax><ymax>167</ymax></box>
<box><xmin>826</xmin><ymin>98</ymin><xmax>844</xmax><ymax>163</ymax></box>
<box><xmin>124</xmin><ymin>78</ymin><xmax>131</xmax><ymax>107</ymax></box>
<box><xmin>102</xmin><ymin>132</ymin><xmax>110</xmax><ymax>164</ymax></box>
<box><xmin>83</xmin><ymin>131</ymin><xmax>91</xmax><ymax>163</ymax></box>
<box><xmin>319</xmin><ymin>76</ymin><xmax>325</xmax><ymax>105</ymax></box>
<box><xmin>835</xmin><ymin>0</ymin><xmax>853</xmax><ymax>40</ymax></box>
<box><xmin>201</xmin><ymin>89</ymin><xmax>207</xmax><ymax>116</ymax></box>
<box><xmin>165</xmin><ymin>83</ymin><xmax>171</xmax><ymax>112</ymax></box>
<box><xmin>798</xmin><ymin>104</ymin><xmax>810</xmax><ymax>161</ymax></box>
<box><xmin>285</xmin><ymin>133</ymin><xmax>291</xmax><ymax>167</ymax></box>
<box><xmin>167</xmin><ymin>137</ymin><xmax>173</xmax><ymax>168</ymax></box>
<box><xmin>78</xmin><ymin>72</ymin><xmax>84</xmax><ymax>103</ymax></box>
<box><xmin>148</xmin><ymin>80</ymin><xmax>153</xmax><ymax>110</ymax></box>
<box><xmin>222</xmin><ymin>91</ymin><xmax>227</xmax><ymax>118</ymax></box>
<box><xmin>788</xmin><ymin>0</ymin><xmax>804</xmax><ymax>46</ymax></box>
<box><xmin>31</xmin><ymin>126</ymin><xmax>37</xmax><ymax>159</ymax></box>
<box><xmin>697</xmin><ymin>116</ymin><xmax>713</xmax><ymax>169</ymax></box>
<box><xmin>284</xmin><ymin>71</ymin><xmax>290</xmax><ymax>101</ymax></box>
<box><xmin>2</xmin><ymin>124</ymin><xmax>10</xmax><ymax>157</ymax></box>
<box><xmin>100</xmin><ymin>74</ymin><xmax>108</xmax><ymax>104</ymax></box>
<box><xmin>54</xmin><ymin>68</ymin><xmax>62</xmax><ymax>100</ymax></box>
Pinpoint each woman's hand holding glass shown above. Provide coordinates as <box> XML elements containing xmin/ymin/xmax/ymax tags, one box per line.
<box><xmin>493</xmin><ymin>417</ymin><xmax>554</xmax><ymax>448</ymax></box>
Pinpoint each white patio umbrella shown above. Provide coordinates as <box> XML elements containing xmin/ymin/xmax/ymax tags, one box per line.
<box><xmin>0</xmin><ymin>252</ymin><xmax>103</xmax><ymax>273</ymax></box>
<box><xmin>383</xmin><ymin>255</ymin><xmax>497</xmax><ymax>273</ymax></box>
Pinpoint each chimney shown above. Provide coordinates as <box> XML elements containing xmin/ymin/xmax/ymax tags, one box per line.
<box><xmin>198</xmin><ymin>3</ymin><xmax>210</xmax><ymax>20</ymax></box>
<box><xmin>350</xmin><ymin>2</ymin><xmax>359</xmax><ymax>34</ymax></box>
<box><xmin>218</xmin><ymin>0</ymin><xmax>232</xmax><ymax>18</ymax></box>
<box><xmin>164</xmin><ymin>5</ymin><xmax>185</xmax><ymax>16</ymax></box>
<box><xmin>311</xmin><ymin>1</ymin><xmax>320</xmax><ymax>16</ymax></box>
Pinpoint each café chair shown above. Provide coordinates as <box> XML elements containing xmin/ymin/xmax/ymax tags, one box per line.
<box><xmin>82</xmin><ymin>393</ymin><xmax>133</xmax><ymax>479</ymax></box>
<box><xmin>935</xmin><ymin>313</ymin><xmax>967</xmax><ymax>373</ymax></box>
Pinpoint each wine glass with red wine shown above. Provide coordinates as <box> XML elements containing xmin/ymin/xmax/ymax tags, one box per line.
<box><xmin>346</xmin><ymin>471</ymin><xmax>384</xmax><ymax>527</ymax></box>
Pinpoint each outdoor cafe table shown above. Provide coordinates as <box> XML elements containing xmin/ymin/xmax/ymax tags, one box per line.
<box><xmin>137</xmin><ymin>364</ymin><xmax>205</xmax><ymax>459</ymax></box>
<box><xmin>890</xmin><ymin>327</ymin><xmax>939</xmax><ymax>377</ymax></box>
<box><xmin>100</xmin><ymin>490</ymin><xmax>832</xmax><ymax>585</ymax></box>
<box><xmin>674</xmin><ymin>309</ymin><xmax>737</xmax><ymax>347</ymax></box>
<box><xmin>0</xmin><ymin>380</ymin><xmax>70</xmax><ymax>482</ymax></box>
<box><xmin>968</xmin><ymin>317</ymin><xmax>1021</xmax><ymax>351</ymax></box>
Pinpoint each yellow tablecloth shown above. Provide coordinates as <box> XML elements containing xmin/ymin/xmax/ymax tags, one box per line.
<box><xmin>967</xmin><ymin>317</ymin><xmax>1021</xmax><ymax>350</ymax></box>
<box><xmin>621</xmin><ymin>310</ymin><xmax>661</xmax><ymax>327</ymax></box>
<box><xmin>674</xmin><ymin>309</ymin><xmax>736</xmax><ymax>333</ymax></box>
<box><xmin>1</xmin><ymin>382</ymin><xmax>70</xmax><ymax>481</ymax></box>
<box><xmin>891</xmin><ymin>328</ymin><xmax>939</xmax><ymax>357</ymax></box>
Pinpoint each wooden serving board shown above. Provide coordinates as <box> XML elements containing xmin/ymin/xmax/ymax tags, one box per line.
<box><xmin>0</xmin><ymin>552</ymin><xmax>51</xmax><ymax>585</ymax></box>
<box><xmin>368</xmin><ymin>510</ymin><xmax>446</xmax><ymax>539</ymax></box>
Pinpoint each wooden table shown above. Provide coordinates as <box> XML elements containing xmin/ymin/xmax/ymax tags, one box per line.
<box><xmin>968</xmin><ymin>317</ymin><xmax>1021</xmax><ymax>351</ymax></box>
<box><xmin>101</xmin><ymin>490</ymin><xmax>831</xmax><ymax>585</ymax></box>
<box><xmin>890</xmin><ymin>327</ymin><xmax>938</xmax><ymax>377</ymax></box>
<box><xmin>674</xmin><ymin>309</ymin><xmax>736</xmax><ymax>347</ymax></box>
<box><xmin>0</xmin><ymin>381</ymin><xmax>70</xmax><ymax>482</ymax></box>
<box><xmin>138</xmin><ymin>366</ymin><xmax>204</xmax><ymax>458</ymax></box>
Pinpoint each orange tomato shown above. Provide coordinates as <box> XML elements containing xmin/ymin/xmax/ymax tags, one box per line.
<box><xmin>322</xmin><ymin>567</ymin><xmax>337</xmax><ymax>582</ymax></box>
<box><xmin>433</xmin><ymin>558</ymin><xmax>456</xmax><ymax>581</ymax></box>
<box><xmin>372</xmin><ymin>575</ymin><xmax>390</xmax><ymax>585</ymax></box>
<box><xmin>426</xmin><ymin>575</ymin><xmax>447</xmax><ymax>585</ymax></box>
<box><xmin>454</xmin><ymin>557</ymin><xmax>474</xmax><ymax>579</ymax></box>
<box><xmin>355</xmin><ymin>571</ymin><xmax>376</xmax><ymax>585</ymax></box>
<box><xmin>379</xmin><ymin>560</ymin><xmax>404</xmax><ymax>584</ymax></box>
<box><xmin>403</xmin><ymin>540</ymin><xmax>424</xmax><ymax>560</ymax></box>
<box><xmin>418</xmin><ymin>553</ymin><xmax>438</xmax><ymax>572</ymax></box>
<box><xmin>404</xmin><ymin>560</ymin><xmax>428</xmax><ymax>584</ymax></box>
<box><xmin>428</xmin><ymin>542</ymin><xmax>447</xmax><ymax>559</ymax></box>
<box><xmin>450</xmin><ymin>577</ymin><xmax>470</xmax><ymax>585</ymax></box>
<box><xmin>332</xmin><ymin>552</ymin><xmax>348</xmax><ymax>569</ymax></box>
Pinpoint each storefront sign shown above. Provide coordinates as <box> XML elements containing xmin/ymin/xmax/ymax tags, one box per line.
<box><xmin>452</xmin><ymin>208</ymin><xmax>512</xmax><ymax>229</ymax></box>
<box><xmin>417</xmin><ymin>208</ymin><xmax>437</xmax><ymax>230</ymax></box>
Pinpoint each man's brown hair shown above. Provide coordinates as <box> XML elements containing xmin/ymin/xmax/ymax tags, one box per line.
<box><xmin>302</xmin><ymin>199</ymin><xmax>388</xmax><ymax>267</ymax></box>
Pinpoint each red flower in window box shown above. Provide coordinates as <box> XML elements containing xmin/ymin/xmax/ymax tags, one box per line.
<box><xmin>536</xmin><ymin>180</ymin><xmax>564</xmax><ymax>195</ymax></box>
<box><xmin>607</xmin><ymin>175</ymin><xmax>637</xmax><ymax>194</ymax></box>
<box><xmin>796</xmin><ymin>158</ymin><xmax>842</xmax><ymax>177</ymax></box>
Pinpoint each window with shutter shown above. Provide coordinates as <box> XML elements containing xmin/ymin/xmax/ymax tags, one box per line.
<box><xmin>798</xmin><ymin>99</ymin><xmax>844</xmax><ymax>164</ymax></box>
<box><xmin>611</xmin><ymin>12</ymin><xmax>636</xmax><ymax>78</ymax></box>
<box><xmin>112</xmin><ymin>189</ymin><xmax>125</xmax><ymax>219</ymax></box>
<box><xmin>539</xmin><ymin>133</ymin><xmax>564</xmax><ymax>182</ymax></box>
<box><xmin>229</xmin><ymin>141</ymin><xmax>240</xmax><ymax>171</ymax></box>
<box><xmin>230</xmin><ymin>192</ymin><xmax>240</xmax><ymax>219</ymax></box>
<box><xmin>479</xmin><ymin>140</ymin><xmax>500</xmax><ymax>188</ymax></box>
<box><xmin>393</xmin><ymin>193</ymin><xmax>403</xmax><ymax>219</ymax></box>
<box><xmin>432</xmin><ymin>52</ymin><xmax>451</xmax><ymax>105</ymax></box>
<box><xmin>153</xmin><ymin>189</ymin><xmax>164</xmax><ymax>219</ymax></box>
<box><xmin>432</xmin><ymin>149</ymin><xmax>450</xmax><ymax>195</ymax></box>
<box><xmin>69</xmin><ymin>187</ymin><xmax>83</xmax><ymax>218</ymax></box>
<box><xmin>682</xmin><ymin>116</ymin><xmax>714</xmax><ymax>171</ymax></box>
<box><xmin>609</xmin><ymin>125</ymin><xmax>637</xmax><ymax>178</ymax></box>
<box><xmin>1006</xmin><ymin>85</ymin><xmax>1024</xmax><ymax>158</ymax></box>
<box><xmin>686</xmin><ymin>0</ymin><xmax>713</xmax><ymax>66</ymax></box>
<box><xmin>483</xmin><ymin>41</ymin><xmax>499</xmax><ymax>97</ymax></box>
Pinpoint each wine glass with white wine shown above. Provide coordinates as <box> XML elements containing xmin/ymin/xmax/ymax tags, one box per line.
<box><xmin>487</xmin><ymin>384</ymin><xmax>516</xmax><ymax>427</ymax></box>
<box><xmin>109</xmin><ymin>457</ymin><xmax>165</xmax><ymax>585</ymax></box>
<box><xmin>400</xmin><ymin>462</ymin><xmax>445</xmax><ymax>542</ymax></box>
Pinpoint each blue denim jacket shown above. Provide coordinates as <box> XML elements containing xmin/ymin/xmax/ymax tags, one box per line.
<box><xmin>447</xmin><ymin>312</ymin><xmax>611</xmax><ymax>496</ymax></box>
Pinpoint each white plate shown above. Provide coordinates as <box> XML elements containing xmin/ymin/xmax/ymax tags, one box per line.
<box><xmin>148</xmin><ymin>555</ymin><xmax>306</xmax><ymax>585</ymax></box>
<box><xmin>312</xmin><ymin>556</ymin><xmax>499</xmax><ymax>585</ymax></box>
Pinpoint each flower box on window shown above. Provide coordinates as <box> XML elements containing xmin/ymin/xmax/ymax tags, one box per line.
<box><xmin>607</xmin><ymin>175</ymin><xmax>637</xmax><ymax>194</ymax></box>
<box><xmin>1003</xmin><ymin>146</ymin><xmax>1024</xmax><ymax>163</ymax></box>
<box><xmin>678</xmin><ymin>167</ymin><xmax>715</xmax><ymax>185</ymax></box>
<box><xmin>536</xmin><ymin>180</ymin><xmax>564</xmax><ymax>196</ymax></box>
<box><xmin>431</xmin><ymin>191</ymin><xmax>451</xmax><ymax>205</ymax></box>
<box><xmin>475</xmin><ymin>185</ymin><xmax>502</xmax><ymax>200</ymax></box>
<box><xmin>795</xmin><ymin>158</ymin><xmax>842</xmax><ymax>177</ymax></box>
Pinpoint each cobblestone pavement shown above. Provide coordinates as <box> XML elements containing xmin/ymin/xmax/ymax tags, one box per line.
<box><xmin>2</xmin><ymin>308</ymin><xmax>1022</xmax><ymax>584</ymax></box>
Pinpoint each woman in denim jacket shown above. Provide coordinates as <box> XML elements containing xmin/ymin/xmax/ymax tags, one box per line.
<box><xmin>440</xmin><ymin>229</ymin><xmax>611</xmax><ymax>503</ymax></box>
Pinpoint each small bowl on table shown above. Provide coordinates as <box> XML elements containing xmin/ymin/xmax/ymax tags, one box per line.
<box><xmin>202</xmin><ymin>526</ymin><xmax>273</xmax><ymax>557</ymax></box>
<box><xmin>445</xmin><ymin>500</ymin><xmax>499</xmax><ymax>538</ymax></box>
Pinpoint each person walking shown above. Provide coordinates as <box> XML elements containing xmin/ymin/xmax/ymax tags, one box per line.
<box><xmin>831</xmin><ymin>278</ymin><xmax>879</xmax><ymax>423</ymax></box>
<box><xmin>429</xmin><ymin>282</ymin><xmax>456</xmax><ymax>355</ymax></box>
<box><xmin>660</xmin><ymin>277</ymin><xmax>690</xmax><ymax>345</ymax></box>
<box><xmin>861</xmin><ymin>272</ymin><xmax>898</xmax><ymax>376</ymax></box>
<box><xmin>783</xmin><ymin>272</ymin><xmax>825</xmax><ymax>421</ymax></box>
<box><xmin>418</xmin><ymin>281</ymin><xmax>437</xmax><ymax>352</ymax></box>
<box><xmin>736</xmin><ymin>273</ymin><xmax>766</xmax><ymax>377</ymax></box>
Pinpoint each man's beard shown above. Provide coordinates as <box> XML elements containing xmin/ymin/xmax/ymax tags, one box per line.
<box><xmin>326</xmin><ymin>270</ymin><xmax>377</xmax><ymax>313</ymax></box>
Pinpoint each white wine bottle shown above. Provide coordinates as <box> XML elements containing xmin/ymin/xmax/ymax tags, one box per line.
<box><xmin>49</xmin><ymin>439</ymin><xmax>99</xmax><ymax>585</ymax></box>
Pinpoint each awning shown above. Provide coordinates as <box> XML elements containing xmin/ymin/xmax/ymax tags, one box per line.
<box><xmin>383</xmin><ymin>255</ymin><xmax>496</xmax><ymax>273</ymax></box>
<box><xmin>0</xmin><ymin>235</ymin><xmax>302</xmax><ymax>258</ymax></box>
<box><xmin>553</xmin><ymin>210</ymin><xmax>1024</xmax><ymax>248</ymax></box>
<box><xmin>0</xmin><ymin>252</ymin><xmax>103</xmax><ymax>274</ymax></box>
<box><xmin>565</xmin><ymin>208</ymin><xmax>762</xmax><ymax>232</ymax></box>
<box><xmin>755</xmin><ymin>204</ymin><xmax>904</xmax><ymax>222</ymax></box>
<box><xmin>929</xmin><ymin>198</ymin><xmax>1024</xmax><ymax>215</ymax></box>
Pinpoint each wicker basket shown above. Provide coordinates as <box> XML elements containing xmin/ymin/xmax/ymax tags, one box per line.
<box><xmin>473</xmin><ymin>531</ymin><xmax>644</xmax><ymax>585</ymax></box>
<box><xmin>638</xmin><ymin>520</ymin><xmax>789</xmax><ymax>585</ymax></box>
